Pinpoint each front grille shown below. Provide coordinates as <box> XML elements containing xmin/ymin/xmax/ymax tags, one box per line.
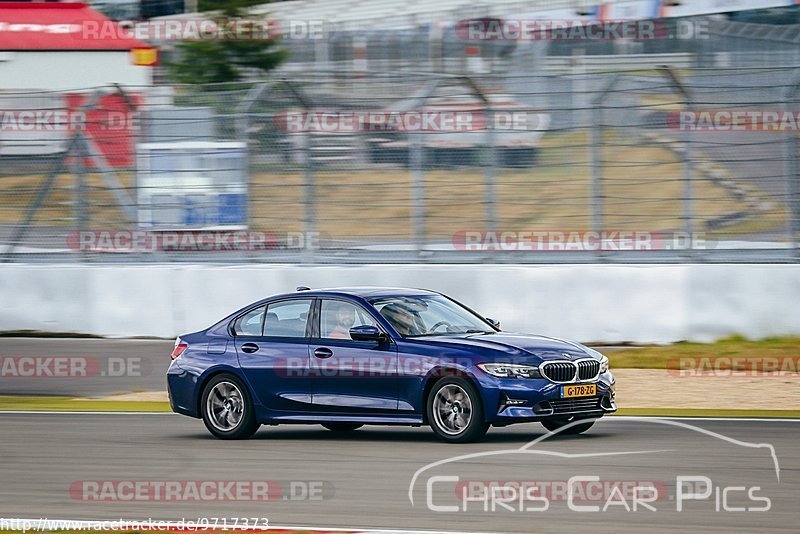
<box><xmin>549</xmin><ymin>396</ymin><xmax>602</xmax><ymax>414</ymax></box>
<box><xmin>540</xmin><ymin>362</ymin><xmax>577</xmax><ymax>382</ymax></box>
<box><xmin>577</xmin><ymin>360</ymin><xmax>600</xmax><ymax>381</ymax></box>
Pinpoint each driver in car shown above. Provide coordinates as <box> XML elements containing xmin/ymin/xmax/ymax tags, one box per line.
<box><xmin>379</xmin><ymin>304</ymin><xmax>419</xmax><ymax>336</ymax></box>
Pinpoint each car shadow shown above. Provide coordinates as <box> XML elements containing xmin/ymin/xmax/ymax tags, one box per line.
<box><xmin>173</xmin><ymin>424</ymin><xmax>612</xmax><ymax>444</ymax></box>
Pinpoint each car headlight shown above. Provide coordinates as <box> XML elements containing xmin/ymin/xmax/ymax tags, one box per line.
<box><xmin>599</xmin><ymin>355</ymin><xmax>609</xmax><ymax>373</ymax></box>
<box><xmin>478</xmin><ymin>363</ymin><xmax>541</xmax><ymax>378</ymax></box>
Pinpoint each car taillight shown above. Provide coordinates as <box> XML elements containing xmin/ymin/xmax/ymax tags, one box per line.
<box><xmin>171</xmin><ymin>338</ymin><xmax>188</xmax><ymax>360</ymax></box>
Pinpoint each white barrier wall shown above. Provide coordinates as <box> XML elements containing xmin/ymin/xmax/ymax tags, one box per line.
<box><xmin>1</xmin><ymin>264</ymin><xmax>798</xmax><ymax>343</ymax></box>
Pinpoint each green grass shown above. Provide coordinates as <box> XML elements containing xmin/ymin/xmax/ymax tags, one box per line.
<box><xmin>0</xmin><ymin>396</ymin><xmax>170</xmax><ymax>412</ymax></box>
<box><xmin>605</xmin><ymin>335</ymin><xmax>800</xmax><ymax>369</ymax></box>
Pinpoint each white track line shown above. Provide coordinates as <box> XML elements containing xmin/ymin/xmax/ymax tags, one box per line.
<box><xmin>613</xmin><ymin>416</ymin><xmax>800</xmax><ymax>422</ymax></box>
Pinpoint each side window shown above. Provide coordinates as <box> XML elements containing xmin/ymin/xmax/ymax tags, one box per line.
<box><xmin>263</xmin><ymin>299</ymin><xmax>312</xmax><ymax>338</ymax></box>
<box><xmin>234</xmin><ymin>306</ymin><xmax>265</xmax><ymax>336</ymax></box>
<box><xmin>320</xmin><ymin>299</ymin><xmax>378</xmax><ymax>340</ymax></box>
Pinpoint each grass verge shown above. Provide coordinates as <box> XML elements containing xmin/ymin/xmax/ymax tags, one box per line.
<box><xmin>0</xmin><ymin>396</ymin><xmax>170</xmax><ymax>412</ymax></box>
<box><xmin>605</xmin><ymin>335</ymin><xmax>800</xmax><ymax>369</ymax></box>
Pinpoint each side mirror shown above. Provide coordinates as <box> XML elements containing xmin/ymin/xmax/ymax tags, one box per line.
<box><xmin>349</xmin><ymin>325</ymin><xmax>388</xmax><ymax>342</ymax></box>
<box><xmin>485</xmin><ymin>317</ymin><xmax>501</xmax><ymax>330</ymax></box>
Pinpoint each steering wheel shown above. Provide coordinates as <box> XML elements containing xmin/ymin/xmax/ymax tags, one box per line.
<box><xmin>429</xmin><ymin>320</ymin><xmax>453</xmax><ymax>333</ymax></box>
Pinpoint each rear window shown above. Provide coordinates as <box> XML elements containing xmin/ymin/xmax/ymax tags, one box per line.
<box><xmin>233</xmin><ymin>306</ymin><xmax>265</xmax><ymax>336</ymax></box>
<box><xmin>263</xmin><ymin>299</ymin><xmax>312</xmax><ymax>338</ymax></box>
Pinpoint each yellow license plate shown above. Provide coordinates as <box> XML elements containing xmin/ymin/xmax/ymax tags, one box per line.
<box><xmin>562</xmin><ymin>384</ymin><xmax>596</xmax><ymax>398</ymax></box>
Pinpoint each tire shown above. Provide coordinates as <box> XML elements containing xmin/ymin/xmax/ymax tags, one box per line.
<box><xmin>201</xmin><ymin>374</ymin><xmax>259</xmax><ymax>440</ymax></box>
<box><xmin>427</xmin><ymin>377</ymin><xmax>489</xmax><ymax>443</ymax></box>
<box><xmin>321</xmin><ymin>423</ymin><xmax>363</xmax><ymax>432</ymax></box>
<box><xmin>541</xmin><ymin>417</ymin><xmax>594</xmax><ymax>435</ymax></box>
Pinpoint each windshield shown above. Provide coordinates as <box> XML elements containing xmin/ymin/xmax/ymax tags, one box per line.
<box><xmin>370</xmin><ymin>294</ymin><xmax>495</xmax><ymax>337</ymax></box>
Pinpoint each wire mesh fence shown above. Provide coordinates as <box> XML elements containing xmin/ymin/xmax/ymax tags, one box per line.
<box><xmin>1</xmin><ymin>66</ymin><xmax>799</xmax><ymax>263</ymax></box>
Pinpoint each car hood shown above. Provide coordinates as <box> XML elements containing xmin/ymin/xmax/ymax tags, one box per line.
<box><xmin>411</xmin><ymin>332</ymin><xmax>594</xmax><ymax>361</ymax></box>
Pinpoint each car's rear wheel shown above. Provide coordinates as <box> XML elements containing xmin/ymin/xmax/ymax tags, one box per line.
<box><xmin>321</xmin><ymin>423</ymin><xmax>363</xmax><ymax>432</ymax></box>
<box><xmin>201</xmin><ymin>374</ymin><xmax>258</xmax><ymax>440</ymax></box>
<box><xmin>427</xmin><ymin>377</ymin><xmax>489</xmax><ymax>443</ymax></box>
<box><xmin>541</xmin><ymin>417</ymin><xmax>595</xmax><ymax>435</ymax></box>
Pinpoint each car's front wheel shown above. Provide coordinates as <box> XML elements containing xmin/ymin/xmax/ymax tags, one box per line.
<box><xmin>541</xmin><ymin>417</ymin><xmax>595</xmax><ymax>435</ymax></box>
<box><xmin>201</xmin><ymin>374</ymin><xmax>259</xmax><ymax>439</ymax></box>
<box><xmin>427</xmin><ymin>377</ymin><xmax>489</xmax><ymax>443</ymax></box>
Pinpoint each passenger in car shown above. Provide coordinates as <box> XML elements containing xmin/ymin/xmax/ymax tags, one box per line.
<box><xmin>327</xmin><ymin>302</ymin><xmax>356</xmax><ymax>339</ymax></box>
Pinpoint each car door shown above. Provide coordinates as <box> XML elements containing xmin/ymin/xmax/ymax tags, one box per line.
<box><xmin>309</xmin><ymin>298</ymin><xmax>399</xmax><ymax>413</ymax></box>
<box><xmin>234</xmin><ymin>298</ymin><xmax>314</xmax><ymax>413</ymax></box>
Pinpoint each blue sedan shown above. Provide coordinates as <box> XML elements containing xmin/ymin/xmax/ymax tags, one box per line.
<box><xmin>167</xmin><ymin>287</ymin><xmax>616</xmax><ymax>443</ymax></box>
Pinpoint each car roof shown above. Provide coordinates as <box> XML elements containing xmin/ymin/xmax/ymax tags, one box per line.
<box><xmin>208</xmin><ymin>287</ymin><xmax>448</xmax><ymax>336</ymax></box>
<box><xmin>273</xmin><ymin>287</ymin><xmax>440</xmax><ymax>300</ymax></box>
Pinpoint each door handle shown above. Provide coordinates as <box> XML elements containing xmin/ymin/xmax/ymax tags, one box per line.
<box><xmin>241</xmin><ymin>342</ymin><xmax>259</xmax><ymax>354</ymax></box>
<box><xmin>313</xmin><ymin>347</ymin><xmax>333</xmax><ymax>359</ymax></box>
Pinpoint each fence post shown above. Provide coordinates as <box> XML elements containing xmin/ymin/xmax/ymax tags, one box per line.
<box><xmin>410</xmin><ymin>131</ymin><xmax>425</xmax><ymax>253</ymax></box>
<box><xmin>590</xmin><ymin>103</ymin><xmax>603</xmax><ymax>244</ymax></box>
<box><xmin>2</xmin><ymin>89</ymin><xmax>105</xmax><ymax>262</ymax></box>
<box><xmin>589</xmin><ymin>75</ymin><xmax>621</xmax><ymax>259</ymax></box>
<box><xmin>787</xmin><ymin>130</ymin><xmax>799</xmax><ymax>259</ymax></box>
<box><xmin>484</xmin><ymin>106</ymin><xmax>497</xmax><ymax>242</ymax></box>
<box><xmin>282</xmin><ymin>79</ymin><xmax>316</xmax><ymax>262</ymax></box>
<box><xmin>407</xmin><ymin>79</ymin><xmax>442</xmax><ymax>254</ymax></box>
<box><xmin>681</xmin><ymin>102</ymin><xmax>694</xmax><ymax>243</ymax></box>
<box><xmin>786</xmin><ymin>80</ymin><xmax>800</xmax><ymax>260</ymax></box>
<box><xmin>74</xmin><ymin>133</ymin><xmax>88</xmax><ymax>262</ymax></box>
<box><xmin>661</xmin><ymin>67</ymin><xmax>695</xmax><ymax>255</ymax></box>
<box><xmin>300</xmin><ymin>127</ymin><xmax>316</xmax><ymax>263</ymax></box>
<box><xmin>236</xmin><ymin>82</ymin><xmax>269</xmax><ymax>157</ymax></box>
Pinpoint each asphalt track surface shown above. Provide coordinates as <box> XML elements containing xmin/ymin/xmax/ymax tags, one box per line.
<box><xmin>1</xmin><ymin>338</ymin><xmax>798</xmax><ymax>532</ymax></box>
<box><xmin>0</xmin><ymin>413</ymin><xmax>798</xmax><ymax>533</ymax></box>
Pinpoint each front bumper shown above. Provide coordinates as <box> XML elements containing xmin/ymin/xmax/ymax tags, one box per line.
<box><xmin>475</xmin><ymin>370</ymin><xmax>617</xmax><ymax>423</ymax></box>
